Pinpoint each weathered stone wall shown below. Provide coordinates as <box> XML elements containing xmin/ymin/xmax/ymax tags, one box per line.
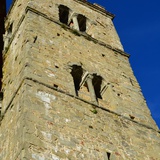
<box><xmin>5</xmin><ymin>0</ymin><xmax>123</xmax><ymax>51</ymax></box>
<box><xmin>3</xmin><ymin>9</ymin><xmax>156</xmax><ymax>128</ymax></box>
<box><xmin>1</xmin><ymin>79</ymin><xmax>160</xmax><ymax>159</ymax></box>
<box><xmin>24</xmin><ymin>80</ymin><xmax>160</xmax><ymax>159</ymax></box>
<box><xmin>0</xmin><ymin>0</ymin><xmax>160</xmax><ymax>159</ymax></box>
<box><xmin>0</xmin><ymin>82</ymin><xmax>26</xmax><ymax>159</ymax></box>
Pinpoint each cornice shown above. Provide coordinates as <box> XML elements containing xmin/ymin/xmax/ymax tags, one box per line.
<box><xmin>73</xmin><ymin>0</ymin><xmax>115</xmax><ymax>20</ymax></box>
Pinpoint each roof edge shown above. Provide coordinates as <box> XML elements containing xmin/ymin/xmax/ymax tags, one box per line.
<box><xmin>74</xmin><ymin>0</ymin><xmax>115</xmax><ymax>20</ymax></box>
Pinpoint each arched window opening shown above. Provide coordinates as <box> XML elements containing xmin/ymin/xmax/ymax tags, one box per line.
<box><xmin>92</xmin><ymin>74</ymin><xmax>103</xmax><ymax>99</ymax></box>
<box><xmin>107</xmin><ymin>152</ymin><xmax>111</xmax><ymax>160</ymax></box>
<box><xmin>8</xmin><ymin>23</ymin><xmax>13</xmax><ymax>37</ymax></box>
<box><xmin>70</xmin><ymin>65</ymin><xmax>83</xmax><ymax>96</ymax></box>
<box><xmin>58</xmin><ymin>5</ymin><xmax>70</xmax><ymax>25</ymax></box>
<box><xmin>77</xmin><ymin>14</ymin><xmax>86</xmax><ymax>32</ymax></box>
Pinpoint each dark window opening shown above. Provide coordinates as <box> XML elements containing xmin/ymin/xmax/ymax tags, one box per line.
<box><xmin>77</xmin><ymin>14</ymin><xmax>86</xmax><ymax>32</ymax></box>
<box><xmin>92</xmin><ymin>74</ymin><xmax>103</xmax><ymax>99</ymax></box>
<box><xmin>58</xmin><ymin>5</ymin><xmax>70</xmax><ymax>25</ymax></box>
<box><xmin>0</xmin><ymin>92</ymin><xmax>3</xmax><ymax>101</ymax></box>
<box><xmin>8</xmin><ymin>23</ymin><xmax>13</xmax><ymax>35</ymax></box>
<box><xmin>5</xmin><ymin>22</ymin><xmax>13</xmax><ymax>40</ymax></box>
<box><xmin>107</xmin><ymin>152</ymin><xmax>111</xmax><ymax>160</ymax></box>
<box><xmin>70</xmin><ymin>65</ymin><xmax>83</xmax><ymax>96</ymax></box>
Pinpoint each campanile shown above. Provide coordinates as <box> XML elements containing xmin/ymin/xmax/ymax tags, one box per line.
<box><xmin>0</xmin><ymin>0</ymin><xmax>160</xmax><ymax>159</ymax></box>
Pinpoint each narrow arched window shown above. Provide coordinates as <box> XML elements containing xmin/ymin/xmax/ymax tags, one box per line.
<box><xmin>70</xmin><ymin>65</ymin><xmax>83</xmax><ymax>96</ymax></box>
<box><xmin>8</xmin><ymin>23</ymin><xmax>13</xmax><ymax>37</ymax></box>
<box><xmin>77</xmin><ymin>14</ymin><xmax>87</xmax><ymax>32</ymax></box>
<box><xmin>92</xmin><ymin>74</ymin><xmax>103</xmax><ymax>99</ymax></box>
<box><xmin>58</xmin><ymin>5</ymin><xmax>70</xmax><ymax>25</ymax></box>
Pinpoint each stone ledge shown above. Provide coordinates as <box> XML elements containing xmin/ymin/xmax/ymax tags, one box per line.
<box><xmin>1</xmin><ymin>76</ymin><xmax>159</xmax><ymax>133</ymax></box>
<box><xmin>0</xmin><ymin>92</ymin><xmax>3</xmax><ymax>119</ymax></box>
<box><xmin>3</xmin><ymin>6</ymin><xmax>130</xmax><ymax>58</ymax></box>
<box><xmin>26</xmin><ymin>7</ymin><xmax>128</xmax><ymax>57</ymax></box>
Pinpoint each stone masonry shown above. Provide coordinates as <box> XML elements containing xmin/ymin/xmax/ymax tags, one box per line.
<box><xmin>0</xmin><ymin>0</ymin><xmax>160</xmax><ymax>159</ymax></box>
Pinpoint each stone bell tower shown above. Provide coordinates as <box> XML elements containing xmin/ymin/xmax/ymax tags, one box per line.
<box><xmin>0</xmin><ymin>0</ymin><xmax>160</xmax><ymax>159</ymax></box>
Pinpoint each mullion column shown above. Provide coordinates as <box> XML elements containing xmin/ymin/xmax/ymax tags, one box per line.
<box><xmin>87</xmin><ymin>74</ymin><xmax>97</xmax><ymax>105</ymax></box>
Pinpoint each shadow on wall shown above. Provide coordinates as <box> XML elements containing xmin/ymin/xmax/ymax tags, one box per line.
<box><xmin>0</xmin><ymin>0</ymin><xmax>6</xmax><ymax>91</ymax></box>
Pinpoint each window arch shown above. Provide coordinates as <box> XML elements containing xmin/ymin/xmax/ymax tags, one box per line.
<box><xmin>58</xmin><ymin>5</ymin><xmax>70</xmax><ymax>25</ymax></box>
<box><xmin>70</xmin><ymin>65</ymin><xmax>107</xmax><ymax>104</ymax></box>
<box><xmin>58</xmin><ymin>5</ymin><xmax>89</xmax><ymax>33</ymax></box>
<box><xmin>77</xmin><ymin>14</ymin><xmax>87</xmax><ymax>32</ymax></box>
<box><xmin>70</xmin><ymin>65</ymin><xmax>83</xmax><ymax>96</ymax></box>
<box><xmin>92</xmin><ymin>74</ymin><xmax>103</xmax><ymax>99</ymax></box>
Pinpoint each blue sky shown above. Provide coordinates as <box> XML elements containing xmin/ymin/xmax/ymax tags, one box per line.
<box><xmin>6</xmin><ymin>0</ymin><xmax>160</xmax><ymax>129</ymax></box>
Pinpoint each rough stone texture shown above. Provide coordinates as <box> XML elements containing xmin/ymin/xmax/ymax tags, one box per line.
<box><xmin>0</xmin><ymin>0</ymin><xmax>160</xmax><ymax>159</ymax></box>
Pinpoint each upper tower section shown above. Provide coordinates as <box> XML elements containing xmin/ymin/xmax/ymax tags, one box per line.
<box><xmin>4</xmin><ymin>0</ymin><xmax>123</xmax><ymax>51</ymax></box>
<box><xmin>2</xmin><ymin>0</ymin><xmax>158</xmax><ymax>129</ymax></box>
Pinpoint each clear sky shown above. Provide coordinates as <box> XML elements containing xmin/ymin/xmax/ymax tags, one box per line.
<box><xmin>6</xmin><ymin>0</ymin><xmax>160</xmax><ymax>129</ymax></box>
